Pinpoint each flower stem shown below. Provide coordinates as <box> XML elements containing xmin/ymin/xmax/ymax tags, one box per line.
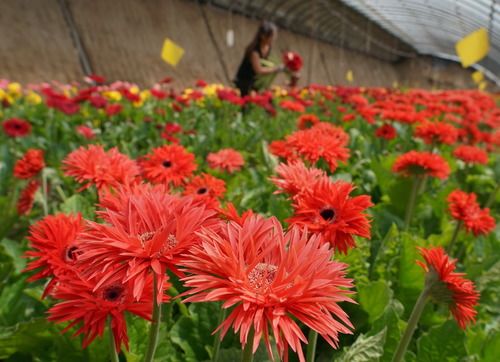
<box><xmin>107</xmin><ymin>317</ymin><xmax>119</xmax><ymax>362</ymax></box>
<box><xmin>404</xmin><ymin>177</ymin><xmax>421</xmax><ymax>231</ymax></box>
<box><xmin>446</xmin><ymin>220</ymin><xmax>462</xmax><ymax>254</ymax></box>
<box><xmin>41</xmin><ymin>170</ymin><xmax>49</xmax><ymax>216</ymax></box>
<box><xmin>144</xmin><ymin>274</ymin><xmax>162</xmax><ymax>362</ymax></box>
<box><xmin>306</xmin><ymin>330</ymin><xmax>318</xmax><ymax>362</ymax></box>
<box><xmin>212</xmin><ymin>306</ymin><xmax>227</xmax><ymax>362</ymax></box>
<box><xmin>241</xmin><ymin>327</ymin><xmax>255</xmax><ymax>362</ymax></box>
<box><xmin>391</xmin><ymin>288</ymin><xmax>429</xmax><ymax>362</ymax></box>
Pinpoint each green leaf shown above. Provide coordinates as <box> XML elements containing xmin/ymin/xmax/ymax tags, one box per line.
<box><xmin>338</xmin><ymin>328</ymin><xmax>386</xmax><ymax>362</ymax></box>
<box><xmin>416</xmin><ymin>320</ymin><xmax>466</xmax><ymax>361</ymax></box>
<box><xmin>0</xmin><ymin>319</ymin><xmax>57</xmax><ymax>360</ymax></box>
<box><xmin>59</xmin><ymin>194</ymin><xmax>95</xmax><ymax>219</ymax></box>
<box><xmin>1</xmin><ymin>239</ymin><xmax>26</xmax><ymax>274</ymax></box>
<box><xmin>482</xmin><ymin>330</ymin><xmax>500</xmax><ymax>362</ymax></box>
<box><xmin>358</xmin><ymin>280</ymin><xmax>393</xmax><ymax>323</ymax></box>
<box><xmin>396</xmin><ymin>232</ymin><xmax>425</xmax><ymax>315</ymax></box>
<box><xmin>0</xmin><ymin>244</ymin><xmax>14</xmax><ymax>288</ymax></box>
<box><xmin>169</xmin><ymin>302</ymin><xmax>221</xmax><ymax>362</ymax></box>
<box><xmin>369</xmin><ymin>302</ymin><xmax>406</xmax><ymax>361</ymax></box>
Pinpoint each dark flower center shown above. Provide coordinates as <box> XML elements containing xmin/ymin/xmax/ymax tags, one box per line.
<box><xmin>103</xmin><ymin>285</ymin><xmax>125</xmax><ymax>302</ymax></box>
<box><xmin>162</xmin><ymin>160</ymin><xmax>172</xmax><ymax>168</ymax></box>
<box><xmin>13</xmin><ymin>124</ymin><xmax>22</xmax><ymax>129</ymax></box>
<box><xmin>65</xmin><ymin>246</ymin><xmax>79</xmax><ymax>262</ymax></box>
<box><xmin>197</xmin><ymin>187</ymin><xmax>208</xmax><ymax>194</ymax></box>
<box><xmin>320</xmin><ymin>208</ymin><xmax>336</xmax><ymax>222</ymax></box>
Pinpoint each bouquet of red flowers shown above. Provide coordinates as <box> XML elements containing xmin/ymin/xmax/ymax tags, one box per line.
<box><xmin>282</xmin><ymin>51</ymin><xmax>302</xmax><ymax>87</ymax></box>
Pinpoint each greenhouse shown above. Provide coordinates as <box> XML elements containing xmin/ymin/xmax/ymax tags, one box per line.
<box><xmin>0</xmin><ymin>1</ymin><xmax>498</xmax><ymax>361</ymax></box>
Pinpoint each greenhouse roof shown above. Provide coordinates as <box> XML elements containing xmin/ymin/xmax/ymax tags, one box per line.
<box><xmin>208</xmin><ymin>0</ymin><xmax>500</xmax><ymax>84</ymax></box>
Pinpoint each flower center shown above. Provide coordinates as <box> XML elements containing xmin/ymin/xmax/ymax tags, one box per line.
<box><xmin>64</xmin><ymin>246</ymin><xmax>79</xmax><ymax>262</ymax></box>
<box><xmin>197</xmin><ymin>187</ymin><xmax>208</xmax><ymax>195</ymax></box>
<box><xmin>138</xmin><ymin>231</ymin><xmax>155</xmax><ymax>247</ymax></box>
<box><xmin>162</xmin><ymin>160</ymin><xmax>172</xmax><ymax>168</ymax></box>
<box><xmin>248</xmin><ymin>263</ymin><xmax>278</xmax><ymax>290</ymax></box>
<box><xmin>102</xmin><ymin>285</ymin><xmax>125</xmax><ymax>302</ymax></box>
<box><xmin>320</xmin><ymin>207</ymin><xmax>336</xmax><ymax>222</ymax></box>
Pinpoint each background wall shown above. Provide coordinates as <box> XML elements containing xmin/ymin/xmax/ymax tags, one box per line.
<box><xmin>0</xmin><ymin>0</ymin><xmax>487</xmax><ymax>90</ymax></box>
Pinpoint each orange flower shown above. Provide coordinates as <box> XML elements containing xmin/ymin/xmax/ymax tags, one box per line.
<box><xmin>13</xmin><ymin>149</ymin><xmax>45</xmax><ymax>179</ymax></box>
<box><xmin>24</xmin><ymin>213</ymin><xmax>84</xmax><ymax>297</ymax></box>
<box><xmin>78</xmin><ymin>184</ymin><xmax>218</xmax><ymax>304</ymax></box>
<box><xmin>48</xmin><ymin>272</ymin><xmax>159</xmax><ymax>351</ymax></box>
<box><xmin>183</xmin><ymin>173</ymin><xmax>226</xmax><ymax>208</ymax></box>
<box><xmin>140</xmin><ymin>144</ymin><xmax>196</xmax><ymax>185</ymax></box>
<box><xmin>63</xmin><ymin>145</ymin><xmax>140</xmax><ymax>191</ymax></box>
<box><xmin>207</xmin><ymin>148</ymin><xmax>244</xmax><ymax>173</ymax></box>
<box><xmin>414</xmin><ymin>121</ymin><xmax>458</xmax><ymax>145</ymax></box>
<box><xmin>297</xmin><ymin>114</ymin><xmax>320</xmax><ymax>129</ymax></box>
<box><xmin>392</xmin><ymin>151</ymin><xmax>450</xmax><ymax>179</ymax></box>
<box><xmin>270</xmin><ymin>161</ymin><xmax>326</xmax><ymax>198</ymax></box>
<box><xmin>417</xmin><ymin>247</ymin><xmax>479</xmax><ymax>329</ymax></box>
<box><xmin>288</xmin><ymin>178</ymin><xmax>373</xmax><ymax>253</ymax></box>
<box><xmin>182</xmin><ymin>215</ymin><xmax>354</xmax><ymax>362</ymax></box>
<box><xmin>453</xmin><ymin>145</ymin><xmax>488</xmax><ymax>165</ymax></box>
<box><xmin>17</xmin><ymin>180</ymin><xmax>39</xmax><ymax>215</ymax></box>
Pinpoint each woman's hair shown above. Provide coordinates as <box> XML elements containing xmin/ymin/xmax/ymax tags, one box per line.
<box><xmin>245</xmin><ymin>21</ymin><xmax>277</xmax><ymax>56</ymax></box>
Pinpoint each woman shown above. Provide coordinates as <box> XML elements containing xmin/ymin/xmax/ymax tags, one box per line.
<box><xmin>234</xmin><ymin>21</ymin><xmax>283</xmax><ymax>97</ymax></box>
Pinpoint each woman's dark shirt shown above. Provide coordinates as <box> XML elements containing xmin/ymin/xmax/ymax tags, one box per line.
<box><xmin>234</xmin><ymin>45</ymin><xmax>269</xmax><ymax>96</ymax></box>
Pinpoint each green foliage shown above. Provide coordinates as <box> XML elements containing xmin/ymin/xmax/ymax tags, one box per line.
<box><xmin>337</xmin><ymin>328</ymin><xmax>386</xmax><ymax>362</ymax></box>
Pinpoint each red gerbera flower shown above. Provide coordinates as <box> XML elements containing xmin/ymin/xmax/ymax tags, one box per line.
<box><xmin>183</xmin><ymin>173</ymin><xmax>226</xmax><ymax>207</ymax></box>
<box><xmin>76</xmin><ymin>125</ymin><xmax>96</xmax><ymax>140</ymax></box>
<box><xmin>282</xmin><ymin>51</ymin><xmax>303</xmax><ymax>72</ymax></box>
<box><xmin>417</xmin><ymin>247</ymin><xmax>479</xmax><ymax>329</ymax></box>
<box><xmin>270</xmin><ymin>161</ymin><xmax>327</xmax><ymax>198</ymax></box>
<box><xmin>297</xmin><ymin>114</ymin><xmax>320</xmax><ymax>130</ymax></box>
<box><xmin>392</xmin><ymin>151</ymin><xmax>451</xmax><ymax>179</ymax></box>
<box><xmin>182</xmin><ymin>215</ymin><xmax>354</xmax><ymax>362</ymax></box>
<box><xmin>288</xmin><ymin>178</ymin><xmax>373</xmax><ymax>253</ymax></box>
<box><xmin>414</xmin><ymin>121</ymin><xmax>458</xmax><ymax>145</ymax></box>
<box><xmin>447</xmin><ymin>189</ymin><xmax>478</xmax><ymax>221</ymax></box>
<box><xmin>140</xmin><ymin>144</ymin><xmax>197</xmax><ymax>186</ymax></box>
<box><xmin>375</xmin><ymin>124</ymin><xmax>397</xmax><ymax>140</ymax></box>
<box><xmin>207</xmin><ymin>148</ymin><xmax>245</xmax><ymax>173</ymax></box>
<box><xmin>17</xmin><ymin>180</ymin><xmax>39</xmax><ymax>215</ymax></box>
<box><xmin>280</xmin><ymin>100</ymin><xmax>305</xmax><ymax>113</ymax></box>
<box><xmin>78</xmin><ymin>185</ymin><xmax>218</xmax><ymax>303</ymax></box>
<box><xmin>24</xmin><ymin>213</ymin><xmax>84</xmax><ymax>297</ymax></box>
<box><xmin>13</xmin><ymin>149</ymin><xmax>45</xmax><ymax>179</ymax></box>
<box><xmin>105</xmin><ymin>103</ymin><xmax>123</xmax><ymax>116</ymax></box>
<box><xmin>453</xmin><ymin>145</ymin><xmax>488</xmax><ymax>165</ymax></box>
<box><xmin>63</xmin><ymin>145</ymin><xmax>140</xmax><ymax>191</ymax></box>
<box><xmin>2</xmin><ymin>118</ymin><xmax>32</xmax><ymax>137</ymax></box>
<box><xmin>218</xmin><ymin>202</ymin><xmax>255</xmax><ymax>226</ymax></box>
<box><xmin>276</xmin><ymin>123</ymin><xmax>350</xmax><ymax>172</ymax></box>
<box><xmin>48</xmin><ymin>272</ymin><xmax>158</xmax><ymax>351</ymax></box>
<box><xmin>462</xmin><ymin>207</ymin><xmax>495</xmax><ymax>236</ymax></box>
<box><xmin>446</xmin><ymin>190</ymin><xmax>495</xmax><ymax>236</ymax></box>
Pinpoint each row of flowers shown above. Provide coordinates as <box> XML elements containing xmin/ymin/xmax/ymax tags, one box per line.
<box><xmin>0</xmin><ymin>78</ymin><xmax>498</xmax><ymax>362</ymax></box>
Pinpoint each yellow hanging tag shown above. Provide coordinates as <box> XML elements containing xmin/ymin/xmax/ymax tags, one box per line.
<box><xmin>455</xmin><ymin>28</ymin><xmax>489</xmax><ymax>68</ymax></box>
<box><xmin>161</xmin><ymin>38</ymin><xmax>185</xmax><ymax>67</ymax></box>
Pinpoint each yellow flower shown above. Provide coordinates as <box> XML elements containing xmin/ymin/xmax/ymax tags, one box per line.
<box><xmin>103</xmin><ymin>91</ymin><xmax>122</xmax><ymax>101</ymax></box>
<box><xmin>26</xmin><ymin>91</ymin><xmax>42</xmax><ymax>105</ymax></box>
<box><xmin>133</xmin><ymin>99</ymin><xmax>144</xmax><ymax>108</ymax></box>
<box><xmin>0</xmin><ymin>89</ymin><xmax>6</xmax><ymax>101</ymax></box>
<box><xmin>7</xmin><ymin>82</ymin><xmax>22</xmax><ymax>98</ymax></box>
<box><xmin>129</xmin><ymin>85</ymin><xmax>140</xmax><ymax>95</ymax></box>
<box><xmin>140</xmin><ymin>90</ymin><xmax>150</xmax><ymax>101</ymax></box>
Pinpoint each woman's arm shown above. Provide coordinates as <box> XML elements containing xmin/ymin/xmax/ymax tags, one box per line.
<box><xmin>250</xmin><ymin>51</ymin><xmax>282</xmax><ymax>75</ymax></box>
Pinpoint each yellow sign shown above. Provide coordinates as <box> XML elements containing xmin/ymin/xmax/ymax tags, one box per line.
<box><xmin>161</xmin><ymin>38</ymin><xmax>185</xmax><ymax>67</ymax></box>
<box><xmin>478</xmin><ymin>81</ymin><xmax>487</xmax><ymax>91</ymax></box>
<box><xmin>455</xmin><ymin>28</ymin><xmax>489</xmax><ymax>68</ymax></box>
<box><xmin>346</xmin><ymin>70</ymin><xmax>354</xmax><ymax>83</ymax></box>
<box><xmin>471</xmin><ymin>71</ymin><xmax>484</xmax><ymax>84</ymax></box>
